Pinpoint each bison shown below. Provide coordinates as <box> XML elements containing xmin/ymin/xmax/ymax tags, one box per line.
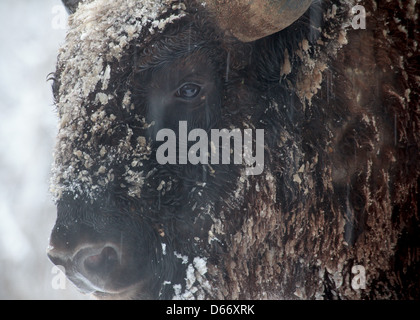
<box><xmin>47</xmin><ymin>0</ymin><xmax>419</xmax><ymax>299</ymax></box>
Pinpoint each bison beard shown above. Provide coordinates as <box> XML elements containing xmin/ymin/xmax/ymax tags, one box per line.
<box><xmin>47</xmin><ymin>0</ymin><xmax>420</xmax><ymax>300</ymax></box>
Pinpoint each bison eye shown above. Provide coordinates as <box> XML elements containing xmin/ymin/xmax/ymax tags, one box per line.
<box><xmin>175</xmin><ymin>83</ymin><xmax>201</xmax><ymax>100</ymax></box>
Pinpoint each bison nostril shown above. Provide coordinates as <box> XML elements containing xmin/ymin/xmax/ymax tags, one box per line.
<box><xmin>83</xmin><ymin>246</ymin><xmax>119</xmax><ymax>274</ymax></box>
<box><xmin>48</xmin><ymin>243</ymin><xmax>123</xmax><ymax>293</ymax></box>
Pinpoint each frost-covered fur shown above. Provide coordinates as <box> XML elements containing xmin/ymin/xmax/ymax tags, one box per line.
<box><xmin>51</xmin><ymin>0</ymin><xmax>187</xmax><ymax>201</ymax></box>
<box><xmin>49</xmin><ymin>0</ymin><xmax>419</xmax><ymax>300</ymax></box>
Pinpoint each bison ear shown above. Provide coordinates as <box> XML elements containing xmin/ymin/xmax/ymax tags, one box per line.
<box><xmin>62</xmin><ymin>0</ymin><xmax>85</xmax><ymax>14</ymax></box>
<box><xmin>206</xmin><ymin>0</ymin><xmax>313</xmax><ymax>42</ymax></box>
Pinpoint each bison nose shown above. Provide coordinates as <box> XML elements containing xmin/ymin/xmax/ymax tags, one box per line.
<box><xmin>80</xmin><ymin>245</ymin><xmax>120</xmax><ymax>275</ymax></box>
<box><xmin>47</xmin><ymin>221</ymin><xmax>122</xmax><ymax>292</ymax></box>
<box><xmin>47</xmin><ymin>244</ymin><xmax>120</xmax><ymax>274</ymax></box>
<box><xmin>47</xmin><ymin>243</ymin><xmax>122</xmax><ymax>293</ymax></box>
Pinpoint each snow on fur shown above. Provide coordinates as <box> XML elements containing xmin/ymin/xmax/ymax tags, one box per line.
<box><xmin>50</xmin><ymin>0</ymin><xmax>187</xmax><ymax>202</ymax></box>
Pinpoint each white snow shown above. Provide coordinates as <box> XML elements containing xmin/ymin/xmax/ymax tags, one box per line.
<box><xmin>172</xmin><ymin>256</ymin><xmax>211</xmax><ymax>300</ymax></box>
<box><xmin>185</xmin><ymin>263</ymin><xmax>196</xmax><ymax>289</ymax></box>
<box><xmin>193</xmin><ymin>257</ymin><xmax>208</xmax><ymax>276</ymax></box>
<box><xmin>174</xmin><ymin>251</ymin><xmax>189</xmax><ymax>264</ymax></box>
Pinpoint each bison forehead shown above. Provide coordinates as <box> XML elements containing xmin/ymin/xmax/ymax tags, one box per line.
<box><xmin>51</xmin><ymin>0</ymin><xmax>188</xmax><ymax>202</ymax></box>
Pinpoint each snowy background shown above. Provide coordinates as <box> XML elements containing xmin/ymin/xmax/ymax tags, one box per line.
<box><xmin>0</xmin><ymin>0</ymin><xmax>85</xmax><ymax>299</ymax></box>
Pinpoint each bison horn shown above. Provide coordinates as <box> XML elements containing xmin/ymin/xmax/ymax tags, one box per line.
<box><xmin>205</xmin><ymin>0</ymin><xmax>313</xmax><ymax>42</ymax></box>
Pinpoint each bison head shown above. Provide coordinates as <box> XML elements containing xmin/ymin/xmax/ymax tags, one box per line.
<box><xmin>47</xmin><ymin>0</ymin><xmax>316</xmax><ymax>299</ymax></box>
